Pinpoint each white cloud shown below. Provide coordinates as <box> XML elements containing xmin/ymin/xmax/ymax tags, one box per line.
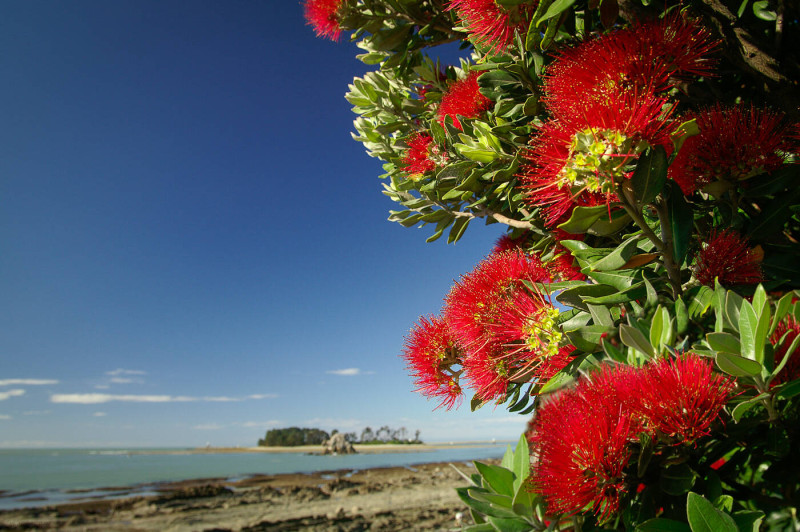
<box><xmin>109</xmin><ymin>377</ymin><xmax>136</xmax><ymax>384</ymax></box>
<box><xmin>193</xmin><ymin>423</ymin><xmax>224</xmax><ymax>430</ymax></box>
<box><xmin>106</xmin><ymin>369</ymin><xmax>146</xmax><ymax>376</ymax></box>
<box><xmin>0</xmin><ymin>379</ymin><xmax>58</xmax><ymax>386</ymax></box>
<box><xmin>247</xmin><ymin>394</ymin><xmax>278</xmax><ymax>400</ymax></box>
<box><xmin>50</xmin><ymin>393</ymin><xmax>243</xmax><ymax>404</ymax></box>
<box><xmin>0</xmin><ymin>389</ymin><xmax>25</xmax><ymax>401</ymax></box>
<box><xmin>93</xmin><ymin>412</ymin><xmax>107</xmax><ymax>417</ymax></box>
<box><xmin>94</xmin><ymin>384</ymin><xmax>110</xmax><ymax>389</ymax></box>
<box><xmin>0</xmin><ymin>415</ymin><xmax>11</xmax><ymax>420</ymax></box>
<box><xmin>326</xmin><ymin>368</ymin><xmax>362</xmax><ymax>376</ymax></box>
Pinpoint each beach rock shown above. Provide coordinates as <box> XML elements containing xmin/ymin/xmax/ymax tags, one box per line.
<box><xmin>320</xmin><ymin>432</ymin><xmax>356</xmax><ymax>455</ymax></box>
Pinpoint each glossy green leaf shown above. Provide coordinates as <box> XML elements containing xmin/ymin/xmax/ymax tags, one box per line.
<box><xmin>620</xmin><ymin>324</ymin><xmax>655</xmax><ymax>357</ymax></box>
<box><xmin>512</xmin><ymin>434</ymin><xmax>530</xmax><ymax>494</ymax></box>
<box><xmin>631</xmin><ymin>145</ymin><xmax>668</xmax><ymax>206</ymax></box>
<box><xmin>474</xmin><ymin>461</ymin><xmax>515</xmax><ymax>497</ymax></box>
<box><xmin>586</xmin><ymin>269</ymin><xmax>638</xmax><ymax>290</ymax></box>
<box><xmin>660</xmin><ymin>464</ymin><xmax>697</xmax><ymax>496</ymax></box>
<box><xmin>535</xmin><ymin>0</ymin><xmax>577</xmax><ymax>24</ymax></box>
<box><xmin>706</xmin><ymin>332</ymin><xmax>741</xmax><ymax>354</ymax></box>
<box><xmin>650</xmin><ymin>306</ymin><xmax>665</xmax><ymax>354</ymax></box>
<box><xmin>731</xmin><ymin>511</ymin><xmax>764</xmax><ymax>532</ymax></box>
<box><xmin>665</xmin><ymin>181</ymin><xmax>692</xmax><ymax>266</ymax></box>
<box><xmin>686</xmin><ymin>492</ymin><xmax>738</xmax><ymax>532</ymax></box>
<box><xmin>635</xmin><ymin>518</ymin><xmax>691</xmax><ymax>532</ymax></box>
<box><xmin>583</xmin><ymin>282</ymin><xmax>646</xmax><ymax>306</ymax></box>
<box><xmin>675</xmin><ymin>297</ymin><xmax>689</xmax><ymax>334</ymax></box>
<box><xmin>487</xmin><ymin>516</ymin><xmax>533</xmax><ymax>531</ymax></box>
<box><xmin>556</xmin><ymin>205</ymin><xmax>607</xmax><ymax>234</ymax></box>
<box><xmin>753</xmin><ymin>0</ymin><xmax>777</xmax><ymax>20</ymax></box>
<box><xmin>590</xmin><ymin>237</ymin><xmax>639</xmax><ymax>271</ymax></box>
<box><xmin>715</xmin><ymin>352</ymin><xmax>763</xmax><ymax>377</ymax></box>
<box><xmin>739</xmin><ymin>301</ymin><xmax>758</xmax><ymax>361</ymax></box>
<box><xmin>670</xmin><ymin>119</ymin><xmax>700</xmax><ymax>154</ymax></box>
<box><xmin>556</xmin><ymin>284</ymin><xmax>617</xmax><ymax>311</ymax></box>
<box><xmin>731</xmin><ymin>395</ymin><xmax>766</xmax><ymax>422</ymax></box>
<box><xmin>566</xmin><ymin>324</ymin><xmax>615</xmax><ymax>352</ymax></box>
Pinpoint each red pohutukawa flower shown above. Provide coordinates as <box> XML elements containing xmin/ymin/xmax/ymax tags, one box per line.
<box><xmin>630</xmin><ymin>354</ymin><xmax>735</xmax><ymax>444</ymax></box>
<box><xmin>669</xmin><ymin>105</ymin><xmax>789</xmax><ymax>195</ymax></box>
<box><xmin>401</xmin><ymin>133</ymin><xmax>438</xmax><ymax>178</ymax></box>
<box><xmin>402</xmin><ymin>315</ymin><xmax>464</xmax><ymax>410</ymax></box>
<box><xmin>303</xmin><ymin>0</ymin><xmax>345</xmax><ymax>41</ymax></box>
<box><xmin>770</xmin><ymin>317</ymin><xmax>800</xmax><ymax>385</ymax></box>
<box><xmin>546</xmin><ymin>247</ymin><xmax>586</xmax><ymax>281</ymax></box>
<box><xmin>492</xmin><ymin>233</ymin><xmax>527</xmax><ymax>254</ymax></box>
<box><xmin>444</xmin><ymin>250</ymin><xmax>557</xmax><ymax>401</ymax></box>
<box><xmin>447</xmin><ymin>0</ymin><xmax>537</xmax><ymax>53</ymax></box>
<box><xmin>694</xmin><ymin>229</ymin><xmax>763</xmax><ymax>287</ymax></box>
<box><xmin>527</xmin><ymin>366</ymin><xmax>637</xmax><ymax>521</ymax></box>
<box><xmin>521</xmin><ymin>90</ymin><xmax>674</xmax><ymax>226</ymax></box>
<box><xmin>544</xmin><ymin>13</ymin><xmax>718</xmax><ymax>120</ymax></box>
<box><xmin>437</xmin><ymin>71</ymin><xmax>493</xmax><ymax>130</ymax></box>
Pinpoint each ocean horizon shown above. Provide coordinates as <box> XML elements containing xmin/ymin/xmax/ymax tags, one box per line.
<box><xmin>0</xmin><ymin>443</ymin><xmax>510</xmax><ymax>510</ymax></box>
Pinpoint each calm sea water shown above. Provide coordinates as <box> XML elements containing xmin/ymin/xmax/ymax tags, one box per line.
<box><xmin>0</xmin><ymin>444</ymin><xmax>508</xmax><ymax>510</ymax></box>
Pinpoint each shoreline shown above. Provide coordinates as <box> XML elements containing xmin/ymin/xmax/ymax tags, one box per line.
<box><xmin>0</xmin><ymin>459</ymin><xmax>498</xmax><ymax>530</ymax></box>
<box><xmin>163</xmin><ymin>440</ymin><xmax>512</xmax><ymax>455</ymax></box>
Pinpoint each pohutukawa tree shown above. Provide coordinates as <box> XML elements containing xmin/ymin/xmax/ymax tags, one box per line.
<box><xmin>304</xmin><ymin>0</ymin><xmax>800</xmax><ymax>529</ymax></box>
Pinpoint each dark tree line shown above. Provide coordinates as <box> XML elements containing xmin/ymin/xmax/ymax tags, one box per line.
<box><xmin>257</xmin><ymin>425</ymin><xmax>422</xmax><ymax>446</ymax></box>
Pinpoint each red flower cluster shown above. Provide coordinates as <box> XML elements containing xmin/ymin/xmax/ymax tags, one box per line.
<box><xmin>669</xmin><ymin>105</ymin><xmax>789</xmax><ymax>195</ymax></box>
<box><xmin>527</xmin><ymin>355</ymin><xmax>734</xmax><ymax>520</ymax></box>
<box><xmin>303</xmin><ymin>0</ymin><xmax>345</xmax><ymax>41</ymax></box>
<box><xmin>443</xmin><ymin>250</ymin><xmax>569</xmax><ymax>401</ymax></box>
<box><xmin>401</xmin><ymin>315</ymin><xmax>464</xmax><ymax>410</ymax></box>
<box><xmin>401</xmin><ymin>133</ymin><xmax>438</xmax><ymax>177</ymax></box>
<box><xmin>521</xmin><ymin>91</ymin><xmax>674</xmax><ymax>226</ymax></box>
<box><xmin>403</xmin><ymin>249</ymin><xmax>573</xmax><ymax>405</ymax></box>
<box><xmin>437</xmin><ymin>71</ymin><xmax>493</xmax><ymax>130</ymax></box>
<box><xmin>447</xmin><ymin>0</ymin><xmax>537</xmax><ymax>53</ymax></box>
<box><xmin>694</xmin><ymin>229</ymin><xmax>763</xmax><ymax>287</ymax></box>
<box><xmin>543</xmin><ymin>14</ymin><xmax>718</xmax><ymax>120</ymax></box>
<box><xmin>770</xmin><ymin>317</ymin><xmax>800</xmax><ymax>385</ymax></box>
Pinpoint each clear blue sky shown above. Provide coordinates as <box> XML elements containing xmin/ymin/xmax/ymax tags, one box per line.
<box><xmin>0</xmin><ymin>1</ymin><xmax>527</xmax><ymax>447</ymax></box>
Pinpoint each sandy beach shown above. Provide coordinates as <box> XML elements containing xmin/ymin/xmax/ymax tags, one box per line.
<box><xmin>134</xmin><ymin>441</ymin><xmax>506</xmax><ymax>455</ymax></box>
<box><xmin>0</xmin><ymin>458</ymin><xmax>496</xmax><ymax>531</ymax></box>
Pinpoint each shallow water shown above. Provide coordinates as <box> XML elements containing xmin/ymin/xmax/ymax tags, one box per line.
<box><xmin>0</xmin><ymin>444</ymin><xmax>508</xmax><ymax>509</ymax></box>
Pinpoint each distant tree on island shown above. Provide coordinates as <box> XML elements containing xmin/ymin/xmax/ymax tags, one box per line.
<box><xmin>257</xmin><ymin>427</ymin><xmax>329</xmax><ymax>447</ymax></box>
<box><xmin>257</xmin><ymin>426</ymin><xmax>422</xmax><ymax>446</ymax></box>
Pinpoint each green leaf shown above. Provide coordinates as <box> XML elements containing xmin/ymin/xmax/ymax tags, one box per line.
<box><xmin>670</xmin><ymin>119</ymin><xmax>700</xmax><ymax>154</ymax></box>
<box><xmin>650</xmin><ymin>306</ymin><xmax>665</xmax><ymax>354</ymax></box>
<box><xmin>535</xmin><ymin>0</ymin><xmax>577</xmax><ymax>24</ymax></box>
<box><xmin>731</xmin><ymin>396</ymin><xmax>764</xmax><ymax>422</ymax></box>
<box><xmin>752</xmin><ymin>0</ymin><xmax>777</xmax><ymax>20</ymax></box>
<box><xmin>556</xmin><ymin>205</ymin><xmax>607</xmax><ymax>234</ymax></box>
<box><xmin>501</xmin><ymin>444</ymin><xmax>514</xmax><ymax>471</ymax></box>
<box><xmin>589</xmin><ymin>237</ymin><xmax>640</xmax><ymax>271</ymax></box>
<box><xmin>512</xmin><ymin>434</ymin><xmax>530</xmax><ymax>494</ymax></box>
<box><xmin>675</xmin><ymin>297</ymin><xmax>689</xmax><ymax>335</ymax></box>
<box><xmin>636</xmin><ymin>518</ymin><xmax>691</xmax><ymax>532</ymax></box>
<box><xmin>739</xmin><ymin>301</ymin><xmax>758</xmax><ymax>361</ymax></box>
<box><xmin>487</xmin><ymin>516</ymin><xmax>533</xmax><ymax>531</ymax></box>
<box><xmin>620</xmin><ymin>324</ymin><xmax>655</xmax><ymax>357</ymax></box>
<box><xmin>566</xmin><ymin>324</ymin><xmax>615</xmax><ymax>352</ymax></box>
<box><xmin>731</xmin><ymin>511</ymin><xmax>764</xmax><ymax>532</ymax></box>
<box><xmin>457</xmin><ymin>487</ymin><xmax>518</xmax><ymax>519</ymax></box>
<box><xmin>777</xmin><ymin>378</ymin><xmax>800</xmax><ymax>399</ymax></box>
<box><xmin>706</xmin><ymin>332</ymin><xmax>741</xmax><ymax>354</ymax></box>
<box><xmin>686</xmin><ymin>285</ymin><xmax>714</xmax><ymax>319</ymax></box>
<box><xmin>631</xmin><ymin>145</ymin><xmax>668</xmax><ymax>206</ymax></box>
<box><xmin>556</xmin><ymin>284</ymin><xmax>617</xmax><ymax>311</ymax></box>
<box><xmin>665</xmin><ymin>182</ymin><xmax>693</xmax><ymax>266</ymax></box>
<box><xmin>586</xmin><ymin>269</ymin><xmax>638</xmax><ymax>290</ymax></box>
<box><xmin>660</xmin><ymin>464</ymin><xmax>697</xmax><ymax>496</ymax></box>
<box><xmin>474</xmin><ymin>461</ymin><xmax>515</xmax><ymax>497</ymax></box>
<box><xmin>686</xmin><ymin>492</ymin><xmax>738</xmax><ymax>532</ymax></box>
<box><xmin>770</xmin><ymin>291</ymin><xmax>795</xmax><ymax>336</ymax></box>
<box><xmin>469</xmin><ymin>489</ymin><xmax>514</xmax><ymax>507</ymax></box>
<box><xmin>715</xmin><ymin>352</ymin><xmax>763</xmax><ymax>377</ymax></box>
<box><xmin>448</xmin><ymin>217</ymin><xmax>470</xmax><ymax>244</ymax></box>
<box><xmin>454</xmin><ymin>144</ymin><xmax>498</xmax><ymax>163</ymax></box>
<box><xmin>747</xmin><ymin>188</ymin><xmax>800</xmax><ymax>239</ymax></box>
<box><xmin>588</xmin><ymin>304</ymin><xmax>614</xmax><ymax>327</ymax></box>
<box><xmin>587</xmin><ymin>209</ymin><xmax>631</xmax><ymax>236</ymax></box>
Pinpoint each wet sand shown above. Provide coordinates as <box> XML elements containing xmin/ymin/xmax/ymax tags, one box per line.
<box><xmin>0</xmin><ymin>459</ymin><xmax>496</xmax><ymax>531</ymax></box>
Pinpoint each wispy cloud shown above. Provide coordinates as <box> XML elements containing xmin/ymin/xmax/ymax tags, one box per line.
<box><xmin>109</xmin><ymin>377</ymin><xmax>138</xmax><ymax>384</ymax></box>
<box><xmin>247</xmin><ymin>394</ymin><xmax>278</xmax><ymax>400</ymax></box>
<box><xmin>0</xmin><ymin>379</ymin><xmax>58</xmax><ymax>386</ymax></box>
<box><xmin>93</xmin><ymin>412</ymin><xmax>107</xmax><ymax>417</ymax></box>
<box><xmin>94</xmin><ymin>384</ymin><xmax>110</xmax><ymax>390</ymax></box>
<box><xmin>106</xmin><ymin>369</ymin><xmax>146</xmax><ymax>377</ymax></box>
<box><xmin>0</xmin><ymin>389</ymin><xmax>25</xmax><ymax>401</ymax></box>
<box><xmin>325</xmin><ymin>368</ymin><xmax>372</xmax><ymax>376</ymax></box>
<box><xmin>193</xmin><ymin>423</ymin><xmax>224</xmax><ymax>430</ymax></box>
<box><xmin>51</xmin><ymin>393</ymin><xmax>245</xmax><ymax>404</ymax></box>
<box><xmin>0</xmin><ymin>415</ymin><xmax>11</xmax><ymax>420</ymax></box>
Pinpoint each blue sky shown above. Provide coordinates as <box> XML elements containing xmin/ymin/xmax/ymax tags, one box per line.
<box><xmin>0</xmin><ymin>1</ymin><xmax>527</xmax><ymax>447</ymax></box>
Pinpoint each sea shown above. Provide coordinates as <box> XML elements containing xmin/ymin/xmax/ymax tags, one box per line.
<box><xmin>0</xmin><ymin>444</ymin><xmax>509</xmax><ymax>510</ymax></box>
